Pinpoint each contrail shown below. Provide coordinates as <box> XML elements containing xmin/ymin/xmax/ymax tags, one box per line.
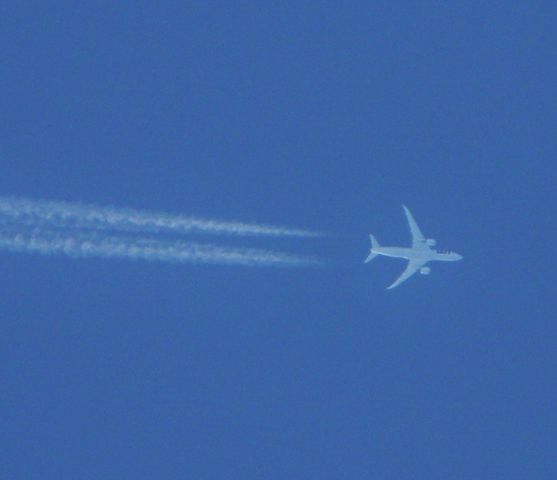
<box><xmin>0</xmin><ymin>197</ymin><xmax>323</xmax><ymax>238</ymax></box>
<box><xmin>0</xmin><ymin>228</ymin><xmax>322</xmax><ymax>268</ymax></box>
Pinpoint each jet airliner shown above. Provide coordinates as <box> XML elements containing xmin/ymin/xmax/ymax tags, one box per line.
<box><xmin>364</xmin><ymin>205</ymin><xmax>462</xmax><ymax>289</ymax></box>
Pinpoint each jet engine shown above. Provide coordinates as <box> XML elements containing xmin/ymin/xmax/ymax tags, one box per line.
<box><xmin>420</xmin><ymin>266</ymin><xmax>431</xmax><ymax>275</ymax></box>
<box><xmin>426</xmin><ymin>238</ymin><xmax>436</xmax><ymax>247</ymax></box>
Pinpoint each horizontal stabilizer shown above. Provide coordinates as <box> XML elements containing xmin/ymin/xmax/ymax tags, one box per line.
<box><xmin>364</xmin><ymin>234</ymin><xmax>380</xmax><ymax>263</ymax></box>
<box><xmin>364</xmin><ymin>252</ymin><xmax>378</xmax><ymax>263</ymax></box>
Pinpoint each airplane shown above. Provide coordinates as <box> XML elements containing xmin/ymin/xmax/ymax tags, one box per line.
<box><xmin>364</xmin><ymin>205</ymin><xmax>462</xmax><ymax>289</ymax></box>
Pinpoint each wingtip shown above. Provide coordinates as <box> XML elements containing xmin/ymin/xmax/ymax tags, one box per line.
<box><xmin>386</xmin><ymin>280</ymin><xmax>398</xmax><ymax>290</ymax></box>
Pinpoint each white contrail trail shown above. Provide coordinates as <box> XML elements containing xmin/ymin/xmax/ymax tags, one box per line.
<box><xmin>0</xmin><ymin>197</ymin><xmax>323</xmax><ymax>238</ymax></box>
<box><xmin>0</xmin><ymin>228</ymin><xmax>322</xmax><ymax>268</ymax></box>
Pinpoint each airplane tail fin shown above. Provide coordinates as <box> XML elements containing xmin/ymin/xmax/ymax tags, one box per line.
<box><xmin>364</xmin><ymin>234</ymin><xmax>380</xmax><ymax>263</ymax></box>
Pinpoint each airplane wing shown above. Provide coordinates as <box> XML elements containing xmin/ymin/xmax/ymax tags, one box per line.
<box><xmin>387</xmin><ymin>259</ymin><xmax>427</xmax><ymax>290</ymax></box>
<box><xmin>402</xmin><ymin>205</ymin><xmax>426</xmax><ymax>248</ymax></box>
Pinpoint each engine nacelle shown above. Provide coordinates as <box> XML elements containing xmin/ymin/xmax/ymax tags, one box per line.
<box><xmin>426</xmin><ymin>238</ymin><xmax>436</xmax><ymax>247</ymax></box>
<box><xmin>420</xmin><ymin>266</ymin><xmax>431</xmax><ymax>275</ymax></box>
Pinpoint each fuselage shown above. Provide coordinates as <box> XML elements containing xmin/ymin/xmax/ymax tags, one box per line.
<box><xmin>372</xmin><ymin>246</ymin><xmax>462</xmax><ymax>262</ymax></box>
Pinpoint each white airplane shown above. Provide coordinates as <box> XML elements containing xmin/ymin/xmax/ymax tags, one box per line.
<box><xmin>364</xmin><ymin>205</ymin><xmax>462</xmax><ymax>289</ymax></box>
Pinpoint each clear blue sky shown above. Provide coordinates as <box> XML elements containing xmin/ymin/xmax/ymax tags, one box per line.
<box><xmin>2</xmin><ymin>2</ymin><xmax>556</xmax><ymax>478</ymax></box>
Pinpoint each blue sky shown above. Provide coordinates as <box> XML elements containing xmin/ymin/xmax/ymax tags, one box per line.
<box><xmin>2</xmin><ymin>2</ymin><xmax>556</xmax><ymax>478</ymax></box>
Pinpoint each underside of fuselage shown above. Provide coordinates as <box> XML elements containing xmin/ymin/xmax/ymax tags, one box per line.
<box><xmin>373</xmin><ymin>247</ymin><xmax>456</xmax><ymax>262</ymax></box>
<box><xmin>374</xmin><ymin>247</ymin><xmax>431</xmax><ymax>260</ymax></box>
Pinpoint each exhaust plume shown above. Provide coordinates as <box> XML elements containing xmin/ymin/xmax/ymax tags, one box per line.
<box><xmin>0</xmin><ymin>228</ymin><xmax>322</xmax><ymax>268</ymax></box>
<box><xmin>0</xmin><ymin>197</ymin><xmax>322</xmax><ymax>238</ymax></box>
